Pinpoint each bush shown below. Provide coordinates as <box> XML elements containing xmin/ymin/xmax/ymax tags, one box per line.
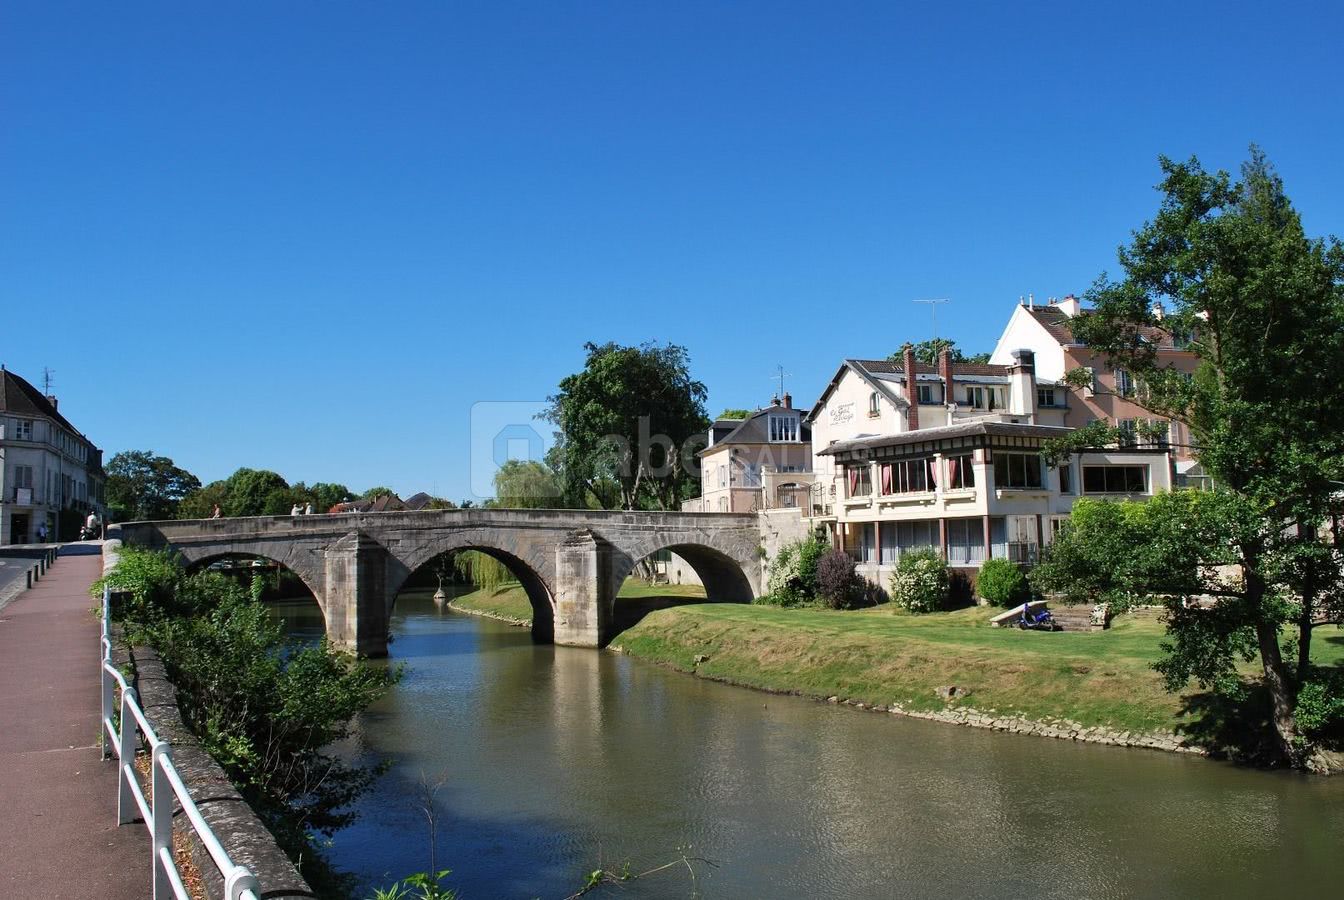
<box><xmin>761</xmin><ymin>535</ymin><xmax>829</xmax><ymax>606</ymax></box>
<box><xmin>976</xmin><ymin>558</ymin><xmax>1030</xmax><ymax>606</ymax></box>
<box><xmin>816</xmin><ymin>549</ymin><xmax>862</xmax><ymax>610</ymax></box>
<box><xmin>889</xmin><ymin>549</ymin><xmax>949</xmax><ymax>613</ymax></box>
<box><xmin>1295</xmin><ymin>669</ymin><xmax>1344</xmax><ymax>742</ymax></box>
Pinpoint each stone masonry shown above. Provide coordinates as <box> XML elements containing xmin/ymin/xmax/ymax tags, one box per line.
<box><xmin>112</xmin><ymin>508</ymin><xmax>763</xmax><ymax>655</ymax></box>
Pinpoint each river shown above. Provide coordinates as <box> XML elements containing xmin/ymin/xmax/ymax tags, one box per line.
<box><xmin>270</xmin><ymin>591</ymin><xmax>1344</xmax><ymax>899</ymax></box>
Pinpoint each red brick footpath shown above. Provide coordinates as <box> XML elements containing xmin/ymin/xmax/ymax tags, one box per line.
<box><xmin>0</xmin><ymin>544</ymin><xmax>145</xmax><ymax>899</ymax></box>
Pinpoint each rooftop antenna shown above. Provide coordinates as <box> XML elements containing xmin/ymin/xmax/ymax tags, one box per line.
<box><xmin>771</xmin><ymin>364</ymin><xmax>791</xmax><ymax>402</ymax></box>
<box><xmin>912</xmin><ymin>298</ymin><xmax>950</xmax><ymax>344</ymax></box>
<box><xmin>42</xmin><ymin>367</ymin><xmax>55</xmax><ymax>396</ymax></box>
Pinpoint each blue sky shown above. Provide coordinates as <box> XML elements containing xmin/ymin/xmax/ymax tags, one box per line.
<box><xmin>3</xmin><ymin>1</ymin><xmax>1341</xmax><ymax>502</ymax></box>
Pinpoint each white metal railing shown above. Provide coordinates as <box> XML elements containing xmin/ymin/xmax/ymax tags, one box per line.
<box><xmin>100</xmin><ymin>587</ymin><xmax>261</xmax><ymax>900</ymax></box>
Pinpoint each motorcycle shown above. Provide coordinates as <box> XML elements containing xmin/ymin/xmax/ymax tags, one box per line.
<box><xmin>1017</xmin><ymin>604</ymin><xmax>1058</xmax><ymax>631</ymax></box>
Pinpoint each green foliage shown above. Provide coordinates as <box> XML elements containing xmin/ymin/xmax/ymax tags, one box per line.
<box><xmin>816</xmin><ymin>549</ymin><xmax>863</xmax><ymax>610</ymax></box>
<box><xmin>545</xmin><ymin>341</ymin><xmax>710</xmax><ymax>510</ymax></box>
<box><xmin>100</xmin><ymin>547</ymin><xmax>399</xmax><ymax>879</ymax></box>
<box><xmin>887</xmin><ymin>338</ymin><xmax>990</xmax><ymax>366</ymax></box>
<box><xmin>976</xmin><ymin>558</ymin><xmax>1030</xmax><ymax>607</ymax></box>
<box><xmin>453</xmin><ymin>550</ymin><xmax>516</xmax><ymax>592</ymax></box>
<box><xmin>367</xmin><ymin>871</ymin><xmax>457</xmax><ymax>900</ymax></box>
<box><xmin>105</xmin><ymin>450</ymin><xmax>202</xmax><ymax>522</ymax></box>
<box><xmin>361</xmin><ymin>486</ymin><xmax>397</xmax><ymax>501</ymax></box>
<box><xmin>889</xmin><ymin>549</ymin><xmax>949</xmax><ymax>613</ymax></box>
<box><xmin>1294</xmin><ymin>670</ymin><xmax>1344</xmax><ymax>742</ymax></box>
<box><xmin>492</xmin><ymin>459</ymin><xmax>564</xmax><ymax>508</ymax></box>
<box><xmin>761</xmin><ymin>535</ymin><xmax>828</xmax><ymax>607</ymax></box>
<box><xmin>716</xmin><ymin>408</ymin><xmax>752</xmax><ymax>420</ymax></box>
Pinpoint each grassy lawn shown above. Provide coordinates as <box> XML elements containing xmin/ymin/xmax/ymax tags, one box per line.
<box><xmin>613</xmin><ymin>604</ymin><xmax>1344</xmax><ymax>736</ymax></box>
<box><xmin>448</xmin><ymin>579</ymin><xmax>1344</xmax><ymax>739</ymax></box>
<box><xmin>451</xmin><ymin>579</ymin><xmax>707</xmax><ymax>624</ymax></box>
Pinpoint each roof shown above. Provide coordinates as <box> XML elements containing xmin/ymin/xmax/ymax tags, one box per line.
<box><xmin>402</xmin><ymin>491</ymin><xmax>433</xmax><ymax>511</ymax></box>
<box><xmin>0</xmin><ymin>368</ymin><xmax>87</xmax><ymax>441</ymax></box>
<box><xmin>806</xmin><ymin>357</ymin><xmax>1018</xmax><ymax>422</ymax></box>
<box><xmin>1025</xmin><ymin>306</ymin><xmax>1187</xmax><ymax>351</ymax></box>
<box><xmin>817</xmin><ymin>421</ymin><xmax>1075</xmax><ymax>456</ymax></box>
<box><xmin>702</xmin><ymin>404</ymin><xmax>811</xmax><ymax>453</ymax></box>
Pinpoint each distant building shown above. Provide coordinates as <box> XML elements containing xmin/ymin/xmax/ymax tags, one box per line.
<box><xmin>684</xmin><ymin>394</ymin><xmax>814</xmax><ymax>513</ymax></box>
<box><xmin>330</xmin><ymin>494</ymin><xmax>405</xmax><ymax>514</ymax></box>
<box><xmin>1</xmin><ymin>368</ymin><xmax>105</xmax><ymax>543</ymax></box>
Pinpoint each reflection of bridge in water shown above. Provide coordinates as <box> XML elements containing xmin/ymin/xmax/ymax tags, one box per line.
<box><xmin>110</xmin><ymin>509</ymin><xmax>762</xmax><ymax>655</ymax></box>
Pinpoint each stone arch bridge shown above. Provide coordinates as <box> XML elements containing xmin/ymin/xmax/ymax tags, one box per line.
<box><xmin>111</xmin><ymin>509</ymin><xmax>762</xmax><ymax>655</ymax></box>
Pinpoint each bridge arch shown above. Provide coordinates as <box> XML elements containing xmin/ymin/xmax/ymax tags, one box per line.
<box><xmin>391</xmin><ymin>535</ymin><xmax>556</xmax><ymax>644</ymax></box>
<box><xmin>606</xmin><ymin>530</ymin><xmax>759</xmax><ymax>609</ymax></box>
<box><xmin>176</xmin><ymin>545</ymin><xmax>327</xmax><ymax>617</ymax></box>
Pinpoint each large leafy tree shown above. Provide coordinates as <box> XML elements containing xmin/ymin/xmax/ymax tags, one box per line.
<box><xmin>545</xmin><ymin>341</ymin><xmax>710</xmax><ymax>510</ymax></box>
<box><xmin>887</xmin><ymin>338</ymin><xmax>990</xmax><ymax>366</ymax></box>
<box><xmin>493</xmin><ymin>459</ymin><xmax>564</xmax><ymax>509</ymax></box>
<box><xmin>1036</xmin><ymin>148</ymin><xmax>1344</xmax><ymax>767</ymax></box>
<box><xmin>105</xmin><ymin>450</ymin><xmax>202</xmax><ymax>521</ymax></box>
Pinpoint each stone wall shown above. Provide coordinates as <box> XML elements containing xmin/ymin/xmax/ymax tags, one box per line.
<box><xmin>758</xmin><ymin>508</ymin><xmax>814</xmax><ymax>587</ymax></box>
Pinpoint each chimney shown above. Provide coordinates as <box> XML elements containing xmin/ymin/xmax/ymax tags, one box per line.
<box><xmin>1008</xmin><ymin>349</ymin><xmax>1036</xmax><ymax>421</ymax></box>
<box><xmin>782</xmin><ymin>392</ymin><xmax>792</xmax><ymax>409</ymax></box>
<box><xmin>46</xmin><ymin>395</ymin><xmax>58</xmax><ymax>411</ymax></box>
<box><xmin>1028</xmin><ymin>292</ymin><xmax>1035</xmax><ymax>308</ymax></box>
<box><xmin>1151</xmin><ymin>301</ymin><xmax>1165</xmax><ymax>320</ymax></box>
<box><xmin>939</xmin><ymin>347</ymin><xmax>956</xmax><ymax>417</ymax></box>
<box><xmin>1057</xmin><ymin>294</ymin><xmax>1081</xmax><ymax>317</ymax></box>
<box><xmin>902</xmin><ymin>343</ymin><xmax>920</xmax><ymax>431</ymax></box>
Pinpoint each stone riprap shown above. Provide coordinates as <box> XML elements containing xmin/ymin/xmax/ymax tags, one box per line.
<box><xmin>112</xmin><ymin>509</ymin><xmax>763</xmax><ymax>655</ymax></box>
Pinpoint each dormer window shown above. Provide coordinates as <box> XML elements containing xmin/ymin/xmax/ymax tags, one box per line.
<box><xmin>768</xmin><ymin>414</ymin><xmax>800</xmax><ymax>442</ymax></box>
<box><xmin>917</xmin><ymin>384</ymin><xmax>941</xmax><ymax>405</ymax></box>
<box><xmin>868</xmin><ymin>392</ymin><xmax>880</xmax><ymax>417</ymax></box>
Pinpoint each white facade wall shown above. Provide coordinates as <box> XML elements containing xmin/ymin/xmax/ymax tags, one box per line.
<box><xmin>1</xmin><ymin>414</ymin><xmax>101</xmax><ymax>544</ymax></box>
<box><xmin>989</xmin><ymin>305</ymin><xmax>1069</xmax><ymax>381</ymax></box>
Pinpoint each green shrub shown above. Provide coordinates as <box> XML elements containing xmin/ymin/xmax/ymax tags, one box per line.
<box><xmin>761</xmin><ymin>535</ymin><xmax>829</xmax><ymax>606</ymax></box>
<box><xmin>1295</xmin><ymin>670</ymin><xmax>1344</xmax><ymax>741</ymax></box>
<box><xmin>976</xmin><ymin>558</ymin><xmax>1030</xmax><ymax>606</ymax></box>
<box><xmin>889</xmin><ymin>549</ymin><xmax>949</xmax><ymax>613</ymax></box>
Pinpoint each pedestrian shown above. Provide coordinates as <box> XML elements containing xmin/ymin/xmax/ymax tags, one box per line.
<box><xmin>290</xmin><ymin>503</ymin><xmax>302</xmax><ymax>517</ymax></box>
<box><xmin>210</xmin><ymin>504</ymin><xmax>222</xmax><ymax>518</ymax></box>
<box><xmin>304</xmin><ymin>502</ymin><xmax>314</xmax><ymax>515</ymax></box>
<box><xmin>37</xmin><ymin>521</ymin><xmax>48</xmax><ymax>542</ymax></box>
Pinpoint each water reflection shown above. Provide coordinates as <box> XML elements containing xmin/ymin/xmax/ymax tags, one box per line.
<box><xmin>279</xmin><ymin>592</ymin><xmax>1344</xmax><ymax>899</ymax></box>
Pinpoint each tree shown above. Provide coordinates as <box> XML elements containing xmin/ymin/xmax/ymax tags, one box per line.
<box><xmin>887</xmin><ymin>338</ymin><xmax>991</xmax><ymax>366</ymax></box>
<box><xmin>1037</xmin><ymin>148</ymin><xmax>1344</xmax><ymax>767</ymax></box>
<box><xmin>545</xmin><ymin>342</ymin><xmax>710</xmax><ymax>510</ymax></box>
<box><xmin>218</xmin><ymin>468</ymin><xmax>292</xmax><ymax>517</ymax></box>
<box><xmin>716</xmin><ymin>408</ymin><xmax>752</xmax><ymax>420</ymax></box>
<box><xmin>178</xmin><ymin>481</ymin><xmax>229</xmax><ymax>520</ymax></box>
<box><xmin>104</xmin><ymin>451</ymin><xmax>201</xmax><ymax>521</ymax></box>
<box><xmin>493</xmin><ymin>459</ymin><xmax>563</xmax><ymax>509</ymax></box>
<box><xmin>294</xmin><ymin>482</ymin><xmax>356</xmax><ymax>513</ymax></box>
<box><xmin>360</xmin><ymin>486</ymin><xmax>397</xmax><ymax>501</ymax></box>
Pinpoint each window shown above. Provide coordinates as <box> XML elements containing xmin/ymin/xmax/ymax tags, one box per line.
<box><xmin>946</xmin><ymin>518</ymin><xmax>986</xmax><ymax>564</ymax></box>
<box><xmin>1116</xmin><ymin>419</ymin><xmax>1138</xmax><ymax>447</ymax></box>
<box><xmin>1082</xmin><ymin>465</ymin><xmax>1148</xmax><ymax>494</ymax></box>
<box><xmin>1115</xmin><ymin>368</ymin><xmax>1136</xmax><ymax>397</ymax></box>
<box><xmin>993</xmin><ymin>452</ymin><xmax>1043</xmax><ymax>489</ymax></box>
<box><xmin>718</xmin><ymin>465</ymin><xmax>728</xmax><ymax>488</ymax></box>
<box><xmin>880</xmin><ymin>520</ymin><xmax>938</xmax><ymax>564</ymax></box>
<box><xmin>880</xmin><ymin>458</ymin><xmax>937</xmax><ymax>494</ymax></box>
<box><xmin>1037</xmin><ymin>387</ymin><xmax>1058</xmax><ymax>408</ymax></box>
<box><xmin>868</xmin><ymin>392</ymin><xmax>881</xmax><ymax>417</ymax></box>
<box><xmin>741</xmin><ymin>463</ymin><xmax>761</xmax><ymax>487</ymax></box>
<box><xmin>14</xmin><ymin>465</ymin><xmax>34</xmax><ymax>489</ymax></box>
<box><xmin>15</xmin><ymin>419</ymin><xmax>33</xmax><ymax>441</ymax></box>
<box><xmin>917</xmin><ymin>384</ymin><xmax>940</xmax><ymax>405</ymax></box>
<box><xmin>1146</xmin><ymin>419</ymin><xmax>1170</xmax><ymax>448</ymax></box>
<box><xmin>846</xmin><ymin>464</ymin><xmax>872</xmax><ymax>498</ymax></box>
<box><xmin>946</xmin><ymin>453</ymin><xmax>974</xmax><ymax>490</ymax></box>
<box><xmin>769</xmin><ymin>414</ymin><xmax>800</xmax><ymax>441</ymax></box>
<box><xmin>965</xmin><ymin>386</ymin><xmax>1005</xmax><ymax>410</ymax></box>
<box><xmin>1058</xmin><ymin>464</ymin><xmax>1072</xmax><ymax>494</ymax></box>
<box><xmin>858</xmin><ymin>523</ymin><xmax>877</xmax><ymax>564</ymax></box>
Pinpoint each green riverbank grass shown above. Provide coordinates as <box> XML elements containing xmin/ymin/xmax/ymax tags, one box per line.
<box><xmin>451</xmin><ymin>579</ymin><xmax>708</xmax><ymax>623</ymax></box>
<box><xmin>448</xmin><ymin>584</ymin><xmax>1344</xmax><ymax>737</ymax></box>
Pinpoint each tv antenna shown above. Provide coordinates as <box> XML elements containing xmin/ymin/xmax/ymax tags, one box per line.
<box><xmin>42</xmin><ymin>367</ymin><xmax>55</xmax><ymax>396</ymax></box>
<box><xmin>771</xmin><ymin>364</ymin><xmax>791</xmax><ymax>401</ymax></box>
<box><xmin>912</xmin><ymin>298</ymin><xmax>950</xmax><ymax>343</ymax></box>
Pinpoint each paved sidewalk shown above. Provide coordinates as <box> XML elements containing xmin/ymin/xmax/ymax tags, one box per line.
<box><xmin>0</xmin><ymin>545</ymin><xmax>145</xmax><ymax>899</ymax></box>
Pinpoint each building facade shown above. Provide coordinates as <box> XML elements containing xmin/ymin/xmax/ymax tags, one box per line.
<box><xmin>0</xmin><ymin>369</ymin><xmax>105</xmax><ymax>544</ymax></box>
<box><xmin>684</xmin><ymin>396</ymin><xmax>814</xmax><ymax>513</ymax></box>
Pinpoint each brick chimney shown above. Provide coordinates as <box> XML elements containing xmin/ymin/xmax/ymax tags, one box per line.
<box><xmin>902</xmin><ymin>343</ymin><xmax>919</xmax><ymax>431</ymax></box>
<box><xmin>939</xmin><ymin>347</ymin><xmax>955</xmax><ymax>414</ymax></box>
